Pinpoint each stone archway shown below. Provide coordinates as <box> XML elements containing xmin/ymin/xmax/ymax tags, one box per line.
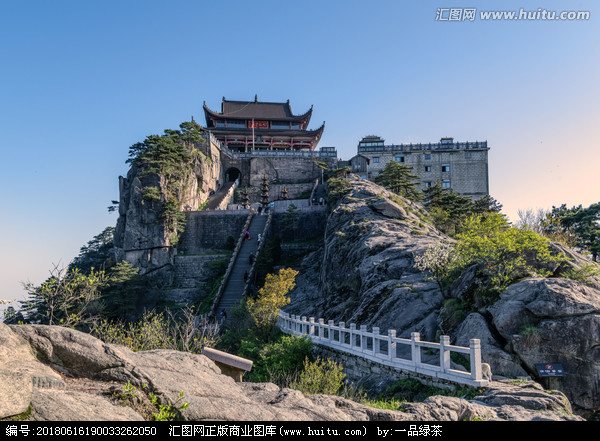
<box><xmin>225</xmin><ymin>167</ymin><xmax>241</xmax><ymax>183</ymax></box>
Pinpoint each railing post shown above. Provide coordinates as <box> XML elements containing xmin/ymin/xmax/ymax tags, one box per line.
<box><xmin>302</xmin><ymin>316</ymin><xmax>307</xmax><ymax>335</ymax></box>
<box><xmin>388</xmin><ymin>329</ymin><xmax>396</xmax><ymax>361</ymax></box>
<box><xmin>328</xmin><ymin>320</ymin><xmax>334</xmax><ymax>343</ymax></box>
<box><xmin>373</xmin><ymin>327</ymin><xmax>380</xmax><ymax>356</ymax></box>
<box><xmin>440</xmin><ymin>335</ymin><xmax>451</xmax><ymax>373</ymax></box>
<box><xmin>350</xmin><ymin>324</ymin><xmax>356</xmax><ymax>350</ymax></box>
<box><xmin>318</xmin><ymin>318</ymin><xmax>324</xmax><ymax>340</ymax></box>
<box><xmin>360</xmin><ymin>325</ymin><xmax>367</xmax><ymax>353</ymax></box>
<box><xmin>339</xmin><ymin>322</ymin><xmax>345</xmax><ymax>345</ymax></box>
<box><xmin>411</xmin><ymin>332</ymin><xmax>421</xmax><ymax>367</ymax></box>
<box><xmin>309</xmin><ymin>317</ymin><xmax>315</xmax><ymax>338</ymax></box>
<box><xmin>470</xmin><ymin>339</ymin><xmax>482</xmax><ymax>380</ymax></box>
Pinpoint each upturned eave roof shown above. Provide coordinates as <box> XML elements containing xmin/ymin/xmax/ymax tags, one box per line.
<box><xmin>203</xmin><ymin>97</ymin><xmax>313</xmax><ymax>124</ymax></box>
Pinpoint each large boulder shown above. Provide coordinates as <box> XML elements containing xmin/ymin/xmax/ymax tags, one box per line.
<box><xmin>488</xmin><ymin>277</ymin><xmax>600</xmax><ymax>413</ymax></box>
<box><xmin>0</xmin><ymin>323</ymin><xmax>583</xmax><ymax>421</ymax></box>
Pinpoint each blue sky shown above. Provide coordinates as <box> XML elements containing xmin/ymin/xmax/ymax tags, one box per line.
<box><xmin>1</xmin><ymin>0</ymin><xmax>598</xmax><ymax>304</ymax></box>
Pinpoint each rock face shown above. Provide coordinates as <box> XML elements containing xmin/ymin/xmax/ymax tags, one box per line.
<box><xmin>285</xmin><ymin>175</ymin><xmax>600</xmax><ymax>417</ymax></box>
<box><xmin>287</xmin><ymin>176</ymin><xmax>447</xmax><ymax>341</ymax></box>
<box><xmin>0</xmin><ymin>324</ymin><xmax>582</xmax><ymax>421</ymax></box>
<box><xmin>114</xmin><ymin>139</ymin><xmax>224</xmax><ymax>283</ymax></box>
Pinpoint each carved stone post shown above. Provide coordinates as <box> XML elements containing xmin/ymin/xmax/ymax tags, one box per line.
<box><xmin>373</xmin><ymin>327</ymin><xmax>380</xmax><ymax>356</ymax></box>
<box><xmin>470</xmin><ymin>339</ymin><xmax>482</xmax><ymax>380</ymax></box>
<box><xmin>388</xmin><ymin>330</ymin><xmax>396</xmax><ymax>361</ymax></box>
<box><xmin>360</xmin><ymin>325</ymin><xmax>367</xmax><ymax>353</ymax></box>
<box><xmin>411</xmin><ymin>332</ymin><xmax>421</xmax><ymax>367</ymax></box>
<box><xmin>440</xmin><ymin>335</ymin><xmax>451</xmax><ymax>373</ymax></box>
<box><xmin>328</xmin><ymin>320</ymin><xmax>334</xmax><ymax>343</ymax></box>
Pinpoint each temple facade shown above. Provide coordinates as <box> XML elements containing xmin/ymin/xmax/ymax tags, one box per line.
<box><xmin>352</xmin><ymin>135</ymin><xmax>489</xmax><ymax>199</ymax></box>
<box><xmin>203</xmin><ymin>96</ymin><xmax>325</xmax><ymax>152</ymax></box>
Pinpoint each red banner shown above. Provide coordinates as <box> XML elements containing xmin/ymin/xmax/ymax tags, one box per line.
<box><xmin>248</xmin><ymin>120</ymin><xmax>269</xmax><ymax>129</ymax></box>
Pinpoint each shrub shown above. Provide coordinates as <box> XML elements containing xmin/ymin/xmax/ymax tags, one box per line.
<box><xmin>291</xmin><ymin>357</ymin><xmax>346</xmax><ymax>396</ymax></box>
<box><xmin>520</xmin><ymin>325</ymin><xmax>542</xmax><ymax>346</ymax></box>
<box><xmin>92</xmin><ymin>307</ymin><xmax>219</xmax><ymax>352</ymax></box>
<box><xmin>453</xmin><ymin>213</ymin><xmax>566</xmax><ymax>297</ymax></box>
<box><xmin>246</xmin><ymin>268</ymin><xmax>298</xmax><ymax>340</ymax></box>
<box><xmin>238</xmin><ymin>334</ymin><xmax>313</xmax><ymax>383</ymax></box>
<box><xmin>413</xmin><ymin>242</ymin><xmax>456</xmax><ymax>297</ymax></box>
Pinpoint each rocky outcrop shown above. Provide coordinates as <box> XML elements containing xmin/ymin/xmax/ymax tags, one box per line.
<box><xmin>285</xmin><ymin>175</ymin><xmax>600</xmax><ymax>417</ymax></box>
<box><xmin>287</xmin><ymin>176</ymin><xmax>447</xmax><ymax>341</ymax></box>
<box><xmin>114</xmin><ymin>139</ymin><xmax>224</xmax><ymax>284</ymax></box>
<box><xmin>0</xmin><ymin>324</ymin><xmax>582</xmax><ymax>421</ymax></box>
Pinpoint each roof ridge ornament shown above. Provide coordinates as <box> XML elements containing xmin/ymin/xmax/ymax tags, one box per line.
<box><xmin>255</xmin><ymin>94</ymin><xmax>258</xmax><ymax>102</ymax></box>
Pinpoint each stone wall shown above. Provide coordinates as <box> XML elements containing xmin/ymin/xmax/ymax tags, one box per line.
<box><xmin>313</xmin><ymin>345</ymin><xmax>459</xmax><ymax>394</ymax></box>
<box><xmin>178</xmin><ymin>211</ymin><xmax>250</xmax><ymax>254</ymax></box>
<box><xmin>232</xmin><ymin>183</ymin><xmax>314</xmax><ymax>205</ymax></box>
<box><xmin>271</xmin><ymin>205</ymin><xmax>327</xmax><ymax>242</ymax></box>
<box><xmin>246</xmin><ymin>156</ymin><xmax>336</xmax><ymax>187</ymax></box>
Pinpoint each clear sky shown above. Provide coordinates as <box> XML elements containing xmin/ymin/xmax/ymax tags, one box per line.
<box><xmin>1</xmin><ymin>0</ymin><xmax>598</xmax><ymax>306</ymax></box>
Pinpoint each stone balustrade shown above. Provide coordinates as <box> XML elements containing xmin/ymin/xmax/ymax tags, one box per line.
<box><xmin>278</xmin><ymin>313</ymin><xmax>489</xmax><ymax>388</ymax></box>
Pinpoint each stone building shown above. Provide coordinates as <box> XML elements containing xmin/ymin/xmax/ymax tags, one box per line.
<box><xmin>355</xmin><ymin>135</ymin><xmax>489</xmax><ymax>199</ymax></box>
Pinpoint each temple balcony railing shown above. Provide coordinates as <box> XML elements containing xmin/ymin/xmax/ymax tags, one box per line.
<box><xmin>358</xmin><ymin>141</ymin><xmax>488</xmax><ymax>154</ymax></box>
<box><xmin>231</xmin><ymin>150</ymin><xmax>337</xmax><ymax>159</ymax></box>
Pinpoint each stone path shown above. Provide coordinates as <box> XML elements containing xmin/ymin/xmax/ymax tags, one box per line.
<box><xmin>204</xmin><ymin>181</ymin><xmax>236</xmax><ymax>210</ymax></box>
<box><xmin>215</xmin><ymin>214</ymin><xmax>267</xmax><ymax>315</ymax></box>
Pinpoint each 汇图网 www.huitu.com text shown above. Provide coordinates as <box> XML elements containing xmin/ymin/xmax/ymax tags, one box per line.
<box><xmin>435</xmin><ymin>8</ymin><xmax>590</xmax><ymax>22</ymax></box>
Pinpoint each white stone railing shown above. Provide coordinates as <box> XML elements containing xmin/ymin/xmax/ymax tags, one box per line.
<box><xmin>278</xmin><ymin>313</ymin><xmax>489</xmax><ymax>388</ymax></box>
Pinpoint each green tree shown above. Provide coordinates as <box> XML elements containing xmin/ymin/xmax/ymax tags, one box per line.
<box><xmin>246</xmin><ymin>268</ymin><xmax>298</xmax><ymax>340</ymax></box>
<box><xmin>99</xmin><ymin>261</ymin><xmax>148</xmax><ymax>320</ymax></box>
<box><xmin>551</xmin><ymin>203</ymin><xmax>600</xmax><ymax>261</ymax></box>
<box><xmin>374</xmin><ymin>160</ymin><xmax>422</xmax><ymax>202</ymax></box>
<box><xmin>126</xmin><ymin>121</ymin><xmax>206</xmax><ymax>243</ymax></box>
<box><xmin>281</xmin><ymin>203</ymin><xmax>300</xmax><ymax>240</ymax></box>
<box><xmin>423</xmin><ymin>182</ymin><xmax>475</xmax><ymax>235</ymax></box>
<box><xmin>472</xmin><ymin>194</ymin><xmax>503</xmax><ymax>215</ymax></box>
<box><xmin>454</xmin><ymin>212</ymin><xmax>565</xmax><ymax>295</ymax></box>
<box><xmin>69</xmin><ymin>226</ymin><xmax>115</xmax><ymax>273</ymax></box>
<box><xmin>325</xmin><ymin>176</ymin><xmax>351</xmax><ymax>206</ymax></box>
<box><xmin>21</xmin><ymin>266</ymin><xmax>107</xmax><ymax>328</ymax></box>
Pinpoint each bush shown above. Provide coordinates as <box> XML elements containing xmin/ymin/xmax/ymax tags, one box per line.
<box><xmin>291</xmin><ymin>357</ymin><xmax>346</xmax><ymax>396</ymax></box>
<box><xmin>246</xmin><ymin>268</ymin><xmax>298</xmax><ymax>340</ymax></box>
<box><xmin>92</xmin><ymin>308</ymin><xmax>219</xmax><ymax>352</ymax></box>
<box><xmin>237</xmin><ymin>333</ymin><xmax>313</xmax><ymax>383</ymax></box>
<box><xmin>455</xmin><ymin>213</ymin><xmax>565</xmax><ymax>293</ymax></box>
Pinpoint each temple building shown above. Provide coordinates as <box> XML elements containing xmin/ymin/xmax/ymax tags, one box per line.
<box><xmin>353</xmin><ymin>135</ymin><xmax>489</xmax><ymax>199</ymax></box>
<box><xmin>203</xmin><ymin>96</ymin><xmax>325</xmax><ymax>152</ymax></box>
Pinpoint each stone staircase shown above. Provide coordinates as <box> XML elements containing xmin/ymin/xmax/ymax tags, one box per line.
<box><xmin>204</xmin><ymin>181</ymin><xmax>236</xmax><ymax>211</ymax></box>
<box><xmin>215</xmin><ymin>214</ymin><xmax>268</xmax><ymax>314</ymax></box>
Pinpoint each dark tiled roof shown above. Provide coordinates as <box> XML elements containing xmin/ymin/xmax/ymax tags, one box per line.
<box><xmin>204</xmin><ymin>98</ymin><xmax>312</xmax><ymax>122</ymax></box>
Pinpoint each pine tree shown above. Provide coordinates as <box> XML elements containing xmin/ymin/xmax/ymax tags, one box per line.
<box><xmin>374</xmin><ymin>160</ymin><xmax>422</xmax><ymax>202</ymax></box>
